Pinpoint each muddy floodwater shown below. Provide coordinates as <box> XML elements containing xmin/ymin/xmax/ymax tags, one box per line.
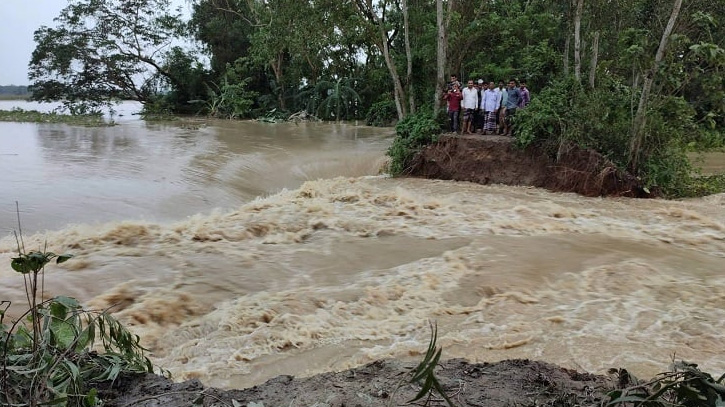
<box><xmin>1</xmin><ymin>101</ymin><xmax>724</xmax><ymax>389</ymax></box>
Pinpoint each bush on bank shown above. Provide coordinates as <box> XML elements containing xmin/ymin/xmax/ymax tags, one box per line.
<box><xmin>513</xmin><ymin>78</ymin><xmax>723</xmax><ymax>198</ymax></box>
<box><xmin>387</xmin><ymin>111</ymin><xmax>443</xmax><ymax>175</ymax></box>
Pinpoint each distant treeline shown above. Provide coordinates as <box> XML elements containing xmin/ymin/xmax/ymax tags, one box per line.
<box><xmin>0</xmin><ymin>85</ymin><xmax>30</xmax><ymax>96</ymax></box>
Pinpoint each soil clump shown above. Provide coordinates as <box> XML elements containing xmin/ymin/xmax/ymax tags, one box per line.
<box><xmin>97</xmin><ymin>358</ymin><xmax>612</xmax><ymax>407</ymax></box>
<box><xmin>408</xmin><ymin>134</ymin><xmax>647</xmax><ymax>197</ymax></box>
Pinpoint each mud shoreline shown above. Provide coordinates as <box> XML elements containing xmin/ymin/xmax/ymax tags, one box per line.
<box><xmin>408</xmin><ymin>134</ymin><xmax>647</xmax><ymax>197</ymax></box>
<box><xmin>98</xmin><ymin>358</ymin><xmax>612</xmax><ymax>407</ymax></box>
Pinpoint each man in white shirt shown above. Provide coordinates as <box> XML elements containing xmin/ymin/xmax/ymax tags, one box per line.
<box><xmin>496</xmin><ymin>81</ymin><xmax>508</xmax><ymax>135</ymax></box>
<box><xmin>480</xmin><ymin>82</ymin><xmax>501</xmax><ymax>135</ymax></box>
<box><xmin>461</xmin><ymin>80</ymin><xmax>478</xmax><ymax>134</ymax></box>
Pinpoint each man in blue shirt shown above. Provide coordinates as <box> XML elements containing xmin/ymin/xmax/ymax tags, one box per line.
<box><xmin>504</xmin><ymin>80</ymin><xmax>521</xmax><ymax>137</ymax></box>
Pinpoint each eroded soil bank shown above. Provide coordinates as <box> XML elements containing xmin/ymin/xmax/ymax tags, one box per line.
<box><xmin>99</xmin><ymin>359</ymin><xmax>611</xmax><ymax>407</ymax></box>
<box><xmin>408</xmin><ymin>134</ymin><xmax>647</xmax><ymax>197</ymax></box>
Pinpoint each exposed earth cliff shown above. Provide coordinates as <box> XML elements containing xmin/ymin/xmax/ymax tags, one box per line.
<box><xmin>408</xmin><ymin>134</ymin><xmax>647</xmax><ymax>197</ymax></box>
<box><xmin>98</xmin><ymin>359</ymin><xmax>611</xmax><ymax>407</ymax></box>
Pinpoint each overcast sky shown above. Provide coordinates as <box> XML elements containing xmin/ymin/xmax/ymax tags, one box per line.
<box><xmin>0</xmin><ymin>1</ymin><xmax>67</xmax><ymax>85</ymax></box>
<box><xmin>0</xmin><ymin>0</ymin><xmax>192</xmax><ymax>86</ymax></box>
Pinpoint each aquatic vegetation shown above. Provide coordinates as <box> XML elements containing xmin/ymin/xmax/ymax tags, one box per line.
<box><xmin>0</xmin><ymin>108</ymin><xmax>112</xmax><ymax>126</ymax></box>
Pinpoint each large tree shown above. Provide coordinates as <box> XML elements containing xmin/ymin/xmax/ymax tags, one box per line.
<box><xmin>29</xmin><ymin>0</ymin><xmax>192</xmax><ymax>113</ymax></box>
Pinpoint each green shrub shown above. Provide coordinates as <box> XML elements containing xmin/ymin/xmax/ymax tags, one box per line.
<box><xmin>366</xmin><ymin>99</ymin><xmax>398</xmax><ymax>127</ymax></box>
<box><xmin>513</xmin><ymin>77</ymin><xmax>711</xmax><ymax>197</ymax></box>
<box><xmin>674</xmin><ymin>173</ymin><xmax>725</xmax><ymax>198</ymax></box>
<box><xmin>387</xmin><ymin>111</ymin><xmax>442</xmax><ymax>175</ymax></box>
<box><xmin>1</xmin><ymin>243</ymin><xmax>152</xmax><ymax>407</ymax></box>
<box><xmin>606</xmin><ymin>361</ymin><xmax>725</xmax><ymax>407</ymax></box>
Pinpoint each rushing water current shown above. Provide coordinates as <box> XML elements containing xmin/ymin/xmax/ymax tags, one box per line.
<box><xmin>1</xmin><ymin>101</ymin><xmax>724</xmax><ymax>389</ymax></box>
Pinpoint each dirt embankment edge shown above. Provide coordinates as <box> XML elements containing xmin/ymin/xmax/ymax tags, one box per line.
<box><xmin>408</xmin><ymin>134</ymin><xmax>648</xmax><ymax>197</ymax></box>
<box><xmin>98</xmin><ymin>359</ymin><xmax>611</xmax><ymax>407</ymax></box>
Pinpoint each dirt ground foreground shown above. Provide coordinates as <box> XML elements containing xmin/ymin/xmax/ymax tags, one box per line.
<box><xmin>98</xmin><ymin>359</ymin><xmax>613</xmax><ymax>407</ymax></box>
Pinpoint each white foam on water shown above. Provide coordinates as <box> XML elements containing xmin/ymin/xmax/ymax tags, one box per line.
<box><xmin>1</xmin><ymin>176</ymin><xmax>723</xmax><ymax>388</ymax></box>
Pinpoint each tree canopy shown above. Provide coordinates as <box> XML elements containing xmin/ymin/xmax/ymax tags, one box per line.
<box><xmin>29</xmin><ymin>0</ymin><xmax>192</xmax><ymax>113</ymax></box>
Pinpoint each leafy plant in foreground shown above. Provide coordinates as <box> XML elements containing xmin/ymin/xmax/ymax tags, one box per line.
<box><xmin>606</xmin><ymin>361</ymin><xmax>725</xmax><ymax>407</ymax></box>
<box><xmin>389</xmin><ymin>322</ymin><xmax>455</xmax><ymax>407</ymax></box>
<box><xmin>1</xmin><ymin>231</ymin><xmax>152</xmax><ymax>407</ymax></box>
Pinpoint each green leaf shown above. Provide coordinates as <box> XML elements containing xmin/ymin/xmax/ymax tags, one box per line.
<box><xmin>55</xmin><ymin>296</ymin><xmax>80</xmax><ymax>309</ymax></box>
<box><xmin>11</xmin><ymin>257</ymin><xmax>31</xmax><ymax>274</ymax></box>
<box><xmin>50</xmin><ymin>301</ymin><xmax>69</xmax><ymax>320</ymax></box>
<box><xmin>704</xmin><ymin>380</ymin><xmax>725</xmax><ymax>394</ymax></box>
<box><xmin>409</xmin><ymin>372</ymin><xmax>435</xmax><ymax>403</ymax></box>
<box><xmin>56</xmin><ymin>254</ymin><xmax>74</xmax><ymax>264</ymax></box>
<box><xmin>63</xmin><ymin>359</ymin><xmax>81</xmax><ymax>380</ymax></box>
<box><xmin>84</xmin><ymin>388</ymin><xmax>98</xmax><ymax>407</ymax></box>
<box><xmin>51</xmin><ymin>319</ymin><xmax>78</xmax><ymax>349</ymax></box>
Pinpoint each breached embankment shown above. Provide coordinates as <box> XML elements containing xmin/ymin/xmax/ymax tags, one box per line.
<box><xmin>97</xmin><ymin>359</ymin><xmax>611</xmax><ymax>407</ymax></box>
<box><xmin>408</xmin><ymin>134</ymin><xmax>647</xmax><ymax>197</ymax></box>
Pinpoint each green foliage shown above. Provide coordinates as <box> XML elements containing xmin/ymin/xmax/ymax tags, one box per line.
<box><xmin>29</xmin><ymin>0</ymin><xmax>192</xmax><ymax>111</ymax></box>
<box><xmin>195</xmin><ymin>59</ymin><xmax>258</xmax><ymax>119</ymax></box>
<box><xmin>366</xmin><ymin>99</ymin><xmax>398</xmax><ymax>127</ymax></box>
<box><xmin>606</xmin><ymin>362</ymin><xmax>725</xmax><ymax>407</ymax></box>
<box><xmin>403</xmin><ymin>323</ymin><xmax>455</xmax><ymax>407</ymax></box>
<box><xmin>673</xmin><ymin>174</ymin><xmax>725</xmax><ymax>198</ymax></box>
<box><xmin>514</xmin><ymin>77</ymin><xmax>708</xmax><ymax>197</ymax></box>
<box><xmin>255</xmin><ymin>108</ymin><xmax>288</xmax><ymax>123</ymax></box>
<box><xmin>141</xmin><ymin>97</ymin><xmax>178</xmax><ymax>120</ymax></box>
<box><xmin>387</xmin><ymin>111</ymin><xmax>442</xmax><ymax>175</ymax></box>
<box><xmin>151</xmin><ymin>47</ymin><xmax>214</xmax><ymax>115</ymax></box>
<box><xmin>298</xmin><ymin>78</ymin><xmax>362</xmax><ymax>121</ymax></box>
<box><xmin>2</xmin><ymin>241</ymin><xmax>152</xmax><ymax>407</ymax></box>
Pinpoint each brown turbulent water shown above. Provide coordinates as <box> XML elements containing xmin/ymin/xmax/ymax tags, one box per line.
<box><xmin>1</xmin><ymin>105</ymin><xmax>724</xmax><ymax>389</ymax></box>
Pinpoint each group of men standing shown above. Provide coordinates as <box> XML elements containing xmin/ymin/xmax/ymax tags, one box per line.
<box><xmin>442</xmin><ymin>75</ymin><xmax>530</xmax><ymax>136</ymax></box>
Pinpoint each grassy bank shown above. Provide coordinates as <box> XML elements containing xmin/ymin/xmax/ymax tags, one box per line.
<box><xmin>0</xmin><ymin>108</ymin><xmax>113</xmax><ymax>126</ymax></box>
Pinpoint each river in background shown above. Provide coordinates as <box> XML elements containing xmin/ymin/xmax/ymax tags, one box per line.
<box><xmin>1</xmin><ymin>100</ymin><xmax>724</xmax><ymax>389</ymax></box>
<box><xmin>0</xmin><ymin>101</ymin><xmax>390</xmax><ymax>233</ymax></box>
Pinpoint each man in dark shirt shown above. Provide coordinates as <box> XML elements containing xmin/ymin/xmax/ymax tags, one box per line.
<box><xmin>504</xmin><ymin>80</ymin><xmax>522</xmax><ymax>137</ymax></box>
<box><xmin>443</xmin><ymin>84</ymin><xmax>463</xmax><ymax>133</ymax></box>
<box><xmin>447</xmin><ymin>74</ymin><xmax>462</xmax><ymax>91</ymax></box>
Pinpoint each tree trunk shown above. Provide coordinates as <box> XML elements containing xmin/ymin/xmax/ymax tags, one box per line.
<box><xmin>564</xmin><ymin>34</ymin><xmax>570</xmax><ymax>76</ymax></box>
<box><xmin>628</xmin><ymin>0</ymin><xmax>683</xmax><ymax>172</ymax></box>
<box><xmin>402</xmin><ymin>0</ymin><xmax>415</xmax><ymax>114</ymax></box>
<box><xmin>270</xmin><ymin>53</ymin><xmax>286</xmax><ymax>111</ymax></box>
<box><xmin>434</xmin><ymin>0</ymin><xmax>447</xmax><ymax>114</ymax></box>
<box><xmin>573</xmin><ymin>0</ymin><xmax>583</xmax><ymax>81</ymax></box>
<box><xmin>589</xmin><ymin>31</ymin><xmax>600</xmax><ymax>88</ymax></box>
<box><xmin>378</xmin><ymin>27</ymin><xmax>407</xmax><ymax>120</ymax></box>
<box><xmin>354</xmin><ymin>0</ymin><xmax>407</xmax><ymax>120</ymax></box>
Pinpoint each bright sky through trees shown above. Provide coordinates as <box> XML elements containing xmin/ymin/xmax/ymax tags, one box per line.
<box><xmin>0</xmin><ymin>0</ymin><xmax>190</xmax><ymax>85</ymax></box>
